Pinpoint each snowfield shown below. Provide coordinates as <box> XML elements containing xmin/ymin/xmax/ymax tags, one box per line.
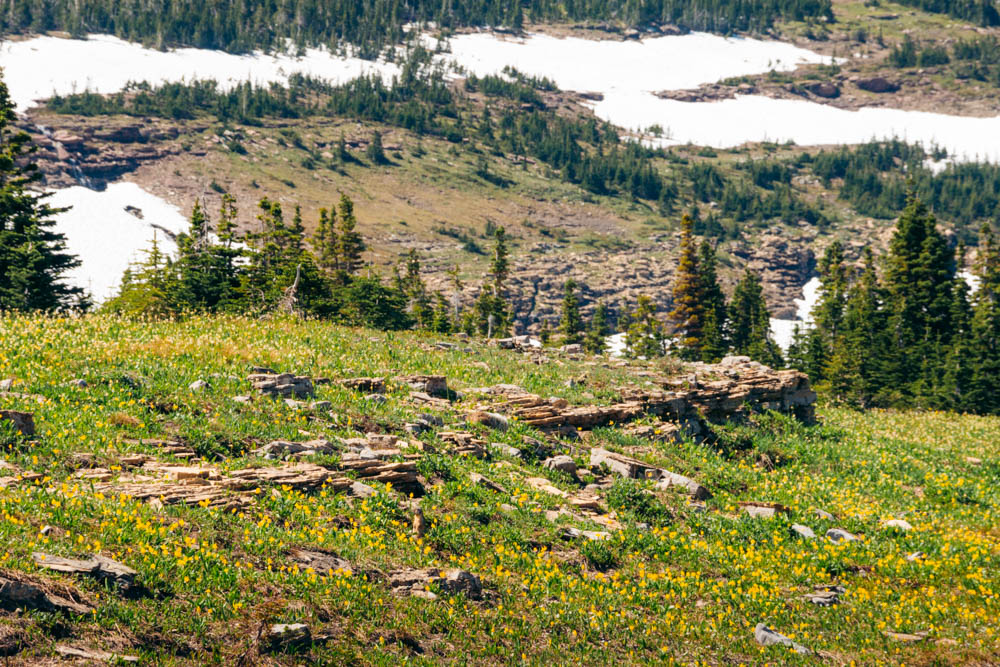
<box><xmin>46</xmin><ymin>183</ymin><xmax>189</xmax><ymax>302</ymax></box>
<box><xmin>770</xmin><ymin>276</ymin><xmax>822</xmax><ymax>350</ymax></box>
<box><xmin>1</xmin><ymin>34</ymin><xmax>399</xmax><ymax>112</ymax></box>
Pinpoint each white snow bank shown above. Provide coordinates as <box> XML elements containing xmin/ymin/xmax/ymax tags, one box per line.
<box><xmin>444</xmin><ymin>31</ymin><xmax>1000</xmax><ymax>162</ymax></box>
<box><xmin>444</xmin><ymin>31</ymin><xmax>829</xmax><ymax>95</ymax></box>
<box><xmin>770</xmin><ymin>276</ymin><xmax>822</xmax><ymax>350</ymax></box>
<box><xmin>1</xmin><ymin>34</ymin><xmax>400</xmax><ymax>112</ymax></box>
<box><xmin>47</xmin><ymin>182</ymin><xmax>189</xmax><ymax>302</ymax></box>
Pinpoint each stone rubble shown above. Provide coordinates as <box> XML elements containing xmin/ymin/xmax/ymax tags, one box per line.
<box><xmin>32</xmin><ymin>553</ymin><xmax>139</xmax><ymax>593</ymax></box>
<box><xmin>590</xmin><ymin>448</ymin><xmax>710</xmax><ymax>500</ymax></box>
<box><xmin>247</xmin><ymin>373</ymin><xmax>315</xmax><ymax>398</ymax></box>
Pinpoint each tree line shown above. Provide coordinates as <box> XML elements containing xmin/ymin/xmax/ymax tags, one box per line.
<box><xmin>2</xmin><ymin>0</ymin><xmax>834</xmax><ymax>56</ymax></box>
<box><xmin>786</xmin><ymin>194</ymin><xmax>1000</xmax><ymax>414</ymax></box>
<box><xmin>889</xmin><ymin>33</ymin><xmax>1000</xmax><ymax>88</ymax></box>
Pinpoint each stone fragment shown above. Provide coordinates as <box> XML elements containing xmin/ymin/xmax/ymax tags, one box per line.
<box><xmin>340</xmin><ymin>377</ymin><xmax>386</xmax><ymax>394</ymax></box>
<box><xmin>388</xmin><ymin>568</ymin><xmax>482</xmax><ymax>599</ymax></box>
<box><xmin>805</xmin><ymin>585</ymin><xmax>844</xmax><ymax>606</ymax></box>
<box><xmin>466</xmin><ymin>411</ymin><xmax>509</xmax><ymax>431</ymax></box>
<box><xmin>489</xmin><ymin>442</ymin><xmax>522</xmax><ymax>459</ymax></box>
<box><xmin>753</xmin><ymin>623</ymin><xmax>811</xmax><ymax>654</ymax></box>
<box><xmin>394</xmin><ymin>375</ymin><xmax>448</xmax><ymax>396</ymax></box>
<box><xmin>68</xmin><ymin>379</ymin><xmax>88</xmax><ymax>388</ymax></box>
<box><xmin>855</xmin><ymin>76</ymin><xmax>900</xmax><ymax>93</ymax></box>
<box><xmin>188</xmin><ymin>379</ymin><xmax>208</xmax><ymax>392</ymax></box>
<box><xmin>884</xmin><ymin>630</ymin><xmax>928</xmax><ymax>643</ymax></box>
<box><xmin>906</xmin><ymin>551</ymin><xmax>925</xmax><ymax>562</ymax></box>
<box><xmin>470</xmin><ymin>472</ymin><xmax>507</xmax><ymax>493</ymax></box>
<box><xmin>248</xmin><ymin>373</ymin><xmax>315</xmax><ymax>398</ymax></box>
<box><xmin>55</xmin><ymin>645</ymin><xmax>139</xmax><ymax>662</ymax></box>
<box><xmin>826</xmin><ymin>528</ymin><xmax>859</xmax><ymax>544</ymax></box>
<box><xmin>0</xmin><ymin>570</ymin><xmax>92</xmax><ymax>614</ymax></box>
<box><xmin>32</xmin><ymin>553</ymin><xmax>138</xmax><ymax>592</ymax></box>
<box><xmin>253</xmin><ymin>440</ymin><xmax>334</xmax><ymax>459</ymax></box>
<box><xmin>0</xmin><ymin>379</ymin><xmax>12</xmax><ymax>392</ymax></box>
<box><xmin>350</xmin><ymin>481</ymin><xmax>376</xmax><ymax>498</ymax></box>
<box><xmin>882</xmin><ymin>519</ymin><xmax>913</xmax><ymax>532</ymax></box>
<box><xmin>0</xmin><ymin>411</ymin><xmax>34</xmax><ymax>436</ymax></box>
<box><xmin>288</xmin><ymin>548</ymin><xmax>353</xmax><ymax>575</ymax></box>
<box><xmin>267</xmin><ymin>624</ymin><xmax>312</xmax><ymax>651</ymax></box>
<box><xmin>741</xmin><ymin>503</ymin><xmax>789</xmax><ymax>520</ymax></box>
<box><xmin>543</xmin><ymin>455</ymin><xmax>577</xmax><ymax>475</ymax></box>
<box><xmin>791</xmin><ymin>524</ymin><xmax>816</xmax><ymax>539</ymax></box>
<box><xmin>365</xmin><ymin>394</ymin><xmax>388</xmax><ymax>405</ymax></box>
<box><xmin>814</xmin><ymin>508</ymin><xmax>835</xmax><ymax>520</ymax></box>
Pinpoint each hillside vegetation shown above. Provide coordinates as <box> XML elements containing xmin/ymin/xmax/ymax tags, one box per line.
<box><xmin>0</xmin><ymin>314</ymin><xmax>998</xmax><ymax>664</ymax></box>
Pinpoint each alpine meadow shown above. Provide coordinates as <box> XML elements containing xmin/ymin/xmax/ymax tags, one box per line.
<box><xmin>2</xmin><ymin>0</ymin><xmax>1000</xmax><ymax>664</ymax></box>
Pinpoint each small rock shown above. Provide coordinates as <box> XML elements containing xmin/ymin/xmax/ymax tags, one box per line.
<box><xmin>350</xmin><ymin>481</ymin><xmax>377</xmax><ymax>498</ymax></box>
<box><xmin>884</xmin><ymin>630</ymin><xmax>927</xmax><ymax>643</ymax></box>
<box><xmin>965</xmin><ymin>456</ymin><xmax>982</xmax><ymax>466</ymax></box>
<box><xmin>543</xmin><ymin>455</ymin><xmax>578</xmax><ymax>475</ymax></box>
<box><xmin>188</xmin><ymin>379</ymin><xmax>208</xmax><ymax>392</ymax></box>
<box><xmin>753</xmin><ymin>623</ymin><xmax>811</xmax><ymax>654</ymax></box>
<box><xmin>882</xmin><ymin>519</ymin><xmax>913</xmax><ymax>532</ymax></box>
<box><xmin>231</xmin><ymin>395</ymin><xmax>253</xmax><ymax>404</ymax></box>
<box><xmin>364</xmin><ymin>393</ymin><xmax>388</xmax><ymax>405</ymax></box>
<box><xmin>68</xmin><ymin>379</ymin><xmax>88</xmax><ymax>388</ymax></box>
<box><xmin>826</xmin><ymin>528</ymin><xmax>859</xmax><ymax>544</ymax></box>
<box><xmin>466</xmin><ymin>411</ymin><xmax>509</xmax><ymax>431</ymax></box>
<box><xmin>309</xmin><ymin>401</ymin><xmax>332</xmax><ymax>411</ymax></box>
<box><xmin>267</xmin><ymin>623</ymin><xmax>311</xmax><ymax>651</ymax></box>
<box><xmin>0</xmin><ymin>379</ymin><xmax>12</xmax><ymax>392</ymax></box>
<box><xmin>805</xmin><ymin>585</ymin><xmax>844</xmax><ymax>606</ymax></box>
<box><xmin>906</xmin><ymin>551</ymin><xmax>925</xmax><ymax>562</ymax></box>
<box><xmin>489</xmin><ymin>442</ymin><xmax>522</xmax><ymax>459</ymax></box>
<box><xmin>814</xmin><ymin>508</ymin><xmax>835</xmax><ymax>520</ymax></box>
<box><xmin>791</xmin><ymin>524</ymin><xmax>816</xmax><ymax>539</ymax></box>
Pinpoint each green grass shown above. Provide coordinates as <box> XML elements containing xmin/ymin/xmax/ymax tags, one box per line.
<box><xmin>1</xmin><ymin>314</ymin><xmax>998</xmax><ymax>664</ymax></box>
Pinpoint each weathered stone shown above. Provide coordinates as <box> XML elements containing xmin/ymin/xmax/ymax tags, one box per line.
<box><xmin>489</xmin><ymin>442</ymin><xmax>522</xmax><ymax>458</ymax></box>
<box><xmin>55</xmin><ymin>646</ymin><xmax>139</xmax><ymax>663</ymax></box>
<box><xmin>0</xmin><ymin>411</ymin><xmax>34</xmax><ymax>436</ymax></box>
<box><xmin>791</xmin><ymin>524</ymin><xmax>816</xmax><ymax>539</ymax></box>
<box><xmin>543</xmin><ymin>455</ymin><xmax>577</xmax><ymax>475</ymax></box>
<box><xmin>288</xmin><ymin>548</ymin><xmax>353</xmax><ymax>575</ymax></box>
<box><xmin>466</xmin><ymin>410</ymin><xmax>509</xmax><ymax>431</ymax></box>
<box><xmin>882</xmin><ymin>519</ymin><xmax>913</xmax><ymax>532</ymax></box>
<box><xmin>388</xmin><ymin>568</ymin><xmax>482</xmax><ymax>599</ymax></box>
<box><xmin>0</xmin><ymin>570</ymin><xmax>92</xmax><ymax>614</ymax></box>
<box><xmin>805</xmin><ymin>585</ymin><xmax>844</xmax><ymax>606</ymax></box>
<box><xmin>394</xmin><ymin>375</ymin><xmax>448</xmax><ymax>396</ymax></box>
<box><xmin>591</xmin><ymin>448</ymin><xmax>711</xmax><ymax>499</ymax></box>
<box><xmin>68</xmin><ymin>379</ymin><xmax>88</xmax><ymax>388</ymax></box>
<box><xmin>188</xmin><ymin>379</ymin><xmax>208</xmax><ymax>392</ymax></box>
<box><xmin>826</xmin><ymin>528</ymin><xmax>859</xmax><ymax>544</ymax></box>
<box><xmin>814</xmin><ymin>508</ymin><xmax>835</xmax><ymax>520</ymax></box>
<box><xmin>266</xmin><ymin>624</ymin><xmax>312</xmax><ymax>651</ymax></box>
<box><xmin>855</xmin><ymin>76</ymin><xmax>900</xmax><ymax>93</ymax></box>
<box><xmin>753</xmin><ymin>623</ymin><xmax>811</xmax><ymax>654</ymax></box>
<box><xmin>32</xmin><ymin>553</ymin><xmax>138</xmax><ymax>592</ymax></box>
<box><xmin>340</xmin><ymin>377</ymin><xmax>386</xmax><ymax>393</ymax></box>
<box><xmin>805</xmin><ymin>81</ymin><xmax>840</xmax><ymax>98</ymax></box>
<box><xmin>248</xmin><ymin>373</ymin><xmax>314</xmax><ymax>398</ymax></box>
<box><xmin>350</xmin><ymin>481</ymin><xmax>376</xmax><ymax>498</ymax></box>
<box><xmin>741</xmin><ymin>502</ymin><xmax>790</xmax><ymax>519</ymax></box>
<box><xmin>470</xmin><ymin>472</ymin><xmax>507</xmax><ymax>493</ymax></box>
<box><xmin>0</xmin><ymin>379</ymin><xmax>13</xmax><ymax>392</ymax></box>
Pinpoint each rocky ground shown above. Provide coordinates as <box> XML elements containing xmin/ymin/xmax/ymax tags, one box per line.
<box><xmin>0</xmin><ymin>314</ymin><xmax>997</xmax><ymax>663</ymax></box>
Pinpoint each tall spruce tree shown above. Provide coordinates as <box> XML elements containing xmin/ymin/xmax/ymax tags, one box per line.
<box><xmin>625</xmin><ymin>295</ymin><xmax>666</xmax><ymax>359</ymax></box>
<box><xmin>968</xmin><ymin>224</ymin><xmax>1000</xmax><ymax>413</ymax></box>
<box><xmin>0</xmin><ymin>71</ymin><xmax>85</xmax><ymax>311</ymax></box>
<box><xmin>584</xmin><ymin>302</ymin><xmax>611</xmax><ymax>354</ymax></box>
<box><xmin>560</xmin><ymin>279</ymin><xmax>584</xmax><ymax>345</ymax></box>
<box><xmin>697</xmin><ymin>239</ymin><xmax>728</xmax><ymax>362</ymax></box>
<box><xmin>729</xmin><ymin>269</ymin><xmax>783</xmax><ymax>367</ymax></box>
<box><xmin>668</xmin><ymin>214</ymin><xmax>705</xmax><ymax>360</ymax></box>
<box><xmin>804</xmin><ymin>240</ymin><xmax>850</xmax><ymax>381</ymax></box>
<box><xmin>335</xmin><ymin>194</ymin><xmax>365</xmax><ymax>276</ymax></box>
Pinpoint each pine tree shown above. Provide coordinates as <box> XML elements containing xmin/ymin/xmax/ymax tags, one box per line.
<box><xmin>366</xmin><ymin>130</ymin><xmax>387</xmax><ymax>164</ymax></box>
<box><xmin>476</xmin><ymin>225</ymin><xmax>511</xmax><ymax>336</ymax></box>
<box><xmin>882</xmin><ymin>193</ymin><xmax>956</xmax><ymax>392</ymax></box>
<box><xmin>335</xmin><ymin>194</ymin><xmax>365</xmax><ymax>276</ymax></box>
<box><xmin>0</xmin><ymin>72</ymin><xmax>85</xmax><ymax>311</ymax></box>
<box><xmin>668</xmin><ymin>215</ymin><xmax>705</xmax><ymax>360</ymax></box>
<box><xmin>431</xmin><ymin>291</ymin><xmax>453</xmax><ymax>333</ymax></box>
<box><xmin>697</xmin><ymin>239</ymin><xmax>728</xmax><ymax>361</ymax></box>
<box><xmin>806</xmin><ymin>240</ymin><xmax>850</xmax><ymax>381</ymax></box>
<box><xmin>584</xmin><ymin>302</ymin><xmax>610</xmax><ymax>354</ymax></box>
<box><xmin>560</xmin><ymin>279</ymin><xmax>584</xmax><ymax>345</ymax></box>
<box><xmin>313</xmin><ymin>207</ymin><xmax>340</xmax><ymax>273</ymax></box>
<box><xmin>729</xmin><ymin>269</ymin><xmax>783</xmax><ymax>367</ymax></box>
<box><xmin>968</xmin><ymin>224</ymin><xmax>1000</xmax><ymax>413</ymax></box>
<box><xmin>402</xmin><ymin>249</ymin><xmax>431</xmax><ymax>328</ymax></box>
<box><xmin>625</xmin><ymin>295</ymin><xmax>666</xmax><ymax>359</ymax></box>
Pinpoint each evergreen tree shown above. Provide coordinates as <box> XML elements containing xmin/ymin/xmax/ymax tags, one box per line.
<box><xmin>431</xmin><ymin>291</ymin><xmax>453</xmax><ymax>333</ymax></box>
<box><xmin>584</xmin><ymin>302</ymin><xmax>611</xmax><ymax>354</ymax></box>
<box><xmin>968</xmin><ymin>224</ymin><xmax>1000</xmax><ymax>413</ymax></box>
<box><xmin>475</xmin><ymin>225</ymin><xmax>511</xmax><ymax>336</ymax></box>
<box><xmin>805</xmin><ymin>240</ymin><xmax>850</xmax><ymax>381</ymax></box>
<box><xmin>729</xmin><ymin>269</ymin><xmax>783</xmax><ymax>367</ymax></box>
<box><xmin>0</xmin><ymin>72</ymin><xmax>85</xmax><ymax>311</ymax></box>
<box><xmin>335</xmin><ymin>194</ymin><xmax>365</xmax><ymax>276</ymax></box>
<box><xmin>560</xmin><ymin>279</ymin><xmax>584</xmax><ymax>345</ymax></box>
<box><xmin>366</xmin><ymin>130</ymin><xmax>387</xmax><ymax>164</ymax></box>
<box><xmin>313</xmin><ymin>207</ymin><xmax>340</xmax><ymax>273</ymax></box>
<box><xmin>668</xmin><ymin>215</ymin><xmax>705</xmax><ymax>360</ymax></box>
<box><xmin>402</xmin><ymin>249</ymin><xmax>431</xmax><ymax>328</ymax></box>
<box><xmin>697</xmin><ymin>239</ymin><xmax>728</xmax><ymax>361</ymax></box>
<box><xmin>103</xmin><ymin>235</ymin><xmax>175</xmax><ymax>317</ymax></box>
<box><xmin>625</xmin><ymin>295</ymin><xmax>666</xmax><ymax>359</ymax></box>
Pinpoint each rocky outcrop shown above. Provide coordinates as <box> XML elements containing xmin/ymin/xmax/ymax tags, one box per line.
<box><xmin>490</xmin><ymin>358</ymin><xmax>816</xmax><ymax>433</ymax></box>
<box><xmin>854</xmin><ymin>76</ymin><xmax>900</xmax><ymax>94</ymax></box>
<box><xmin>248</xmin><ymin>373</ymin><xmax>315</xmax><ymax>398</ymax></box>
<box><xmin>732</xmin><ymin>235</ymin><xmax>815</xmax><ymax>318</ymax></box>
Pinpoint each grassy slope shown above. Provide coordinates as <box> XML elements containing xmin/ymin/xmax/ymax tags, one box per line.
<box><xmin>0</xmin><ymin>314</ymin><xmax>997</xmax><ymax>664</ymax></box>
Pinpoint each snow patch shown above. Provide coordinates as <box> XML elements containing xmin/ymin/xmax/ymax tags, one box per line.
<box><xmin>47</xmin><ymin>182</ymin><xmax>189</xmax><ymax>302</ymax></box>
<box><xmin>444</xmin><ymin>31</ymin><xmax>1000</xmax><ymax>162</ymax></box>
<box><xmin>1</xmin><ymin>34</ymin><xmax>399</xmax><ymax>112</ymax></box>
<box><xmin>770</xmin><ymin>276</ymin><xmax>822</xmax><ymax>351</ymax></box>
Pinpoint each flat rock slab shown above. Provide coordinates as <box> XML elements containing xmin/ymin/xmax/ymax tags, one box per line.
<box><xmin>389</xmin><ymin>568</ymin><xmax>482</xmax><ymax>599</ymax></box>
<box><xmin>55</xmin><ymin>645</ymin><xmax>139</xmax><ymax>663</ymax></box>
<box><xmin>288</xmin><ymin>548</ymin><xmax>353</xmax><ymax>576</ymax></box>
<box><xmin>754</xmin><ymin>623</ymin><xmax>811</xmax><ymax>654</ymax></box>
<box><xmin>0</xmin><ymin>569</ymin><xmax>92</xmax><ymax>614</ymax></box>
<box><xmin>32</xmin><ymin>553</ymin><xmax>138</xmax><ymax>592</ymax></box>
